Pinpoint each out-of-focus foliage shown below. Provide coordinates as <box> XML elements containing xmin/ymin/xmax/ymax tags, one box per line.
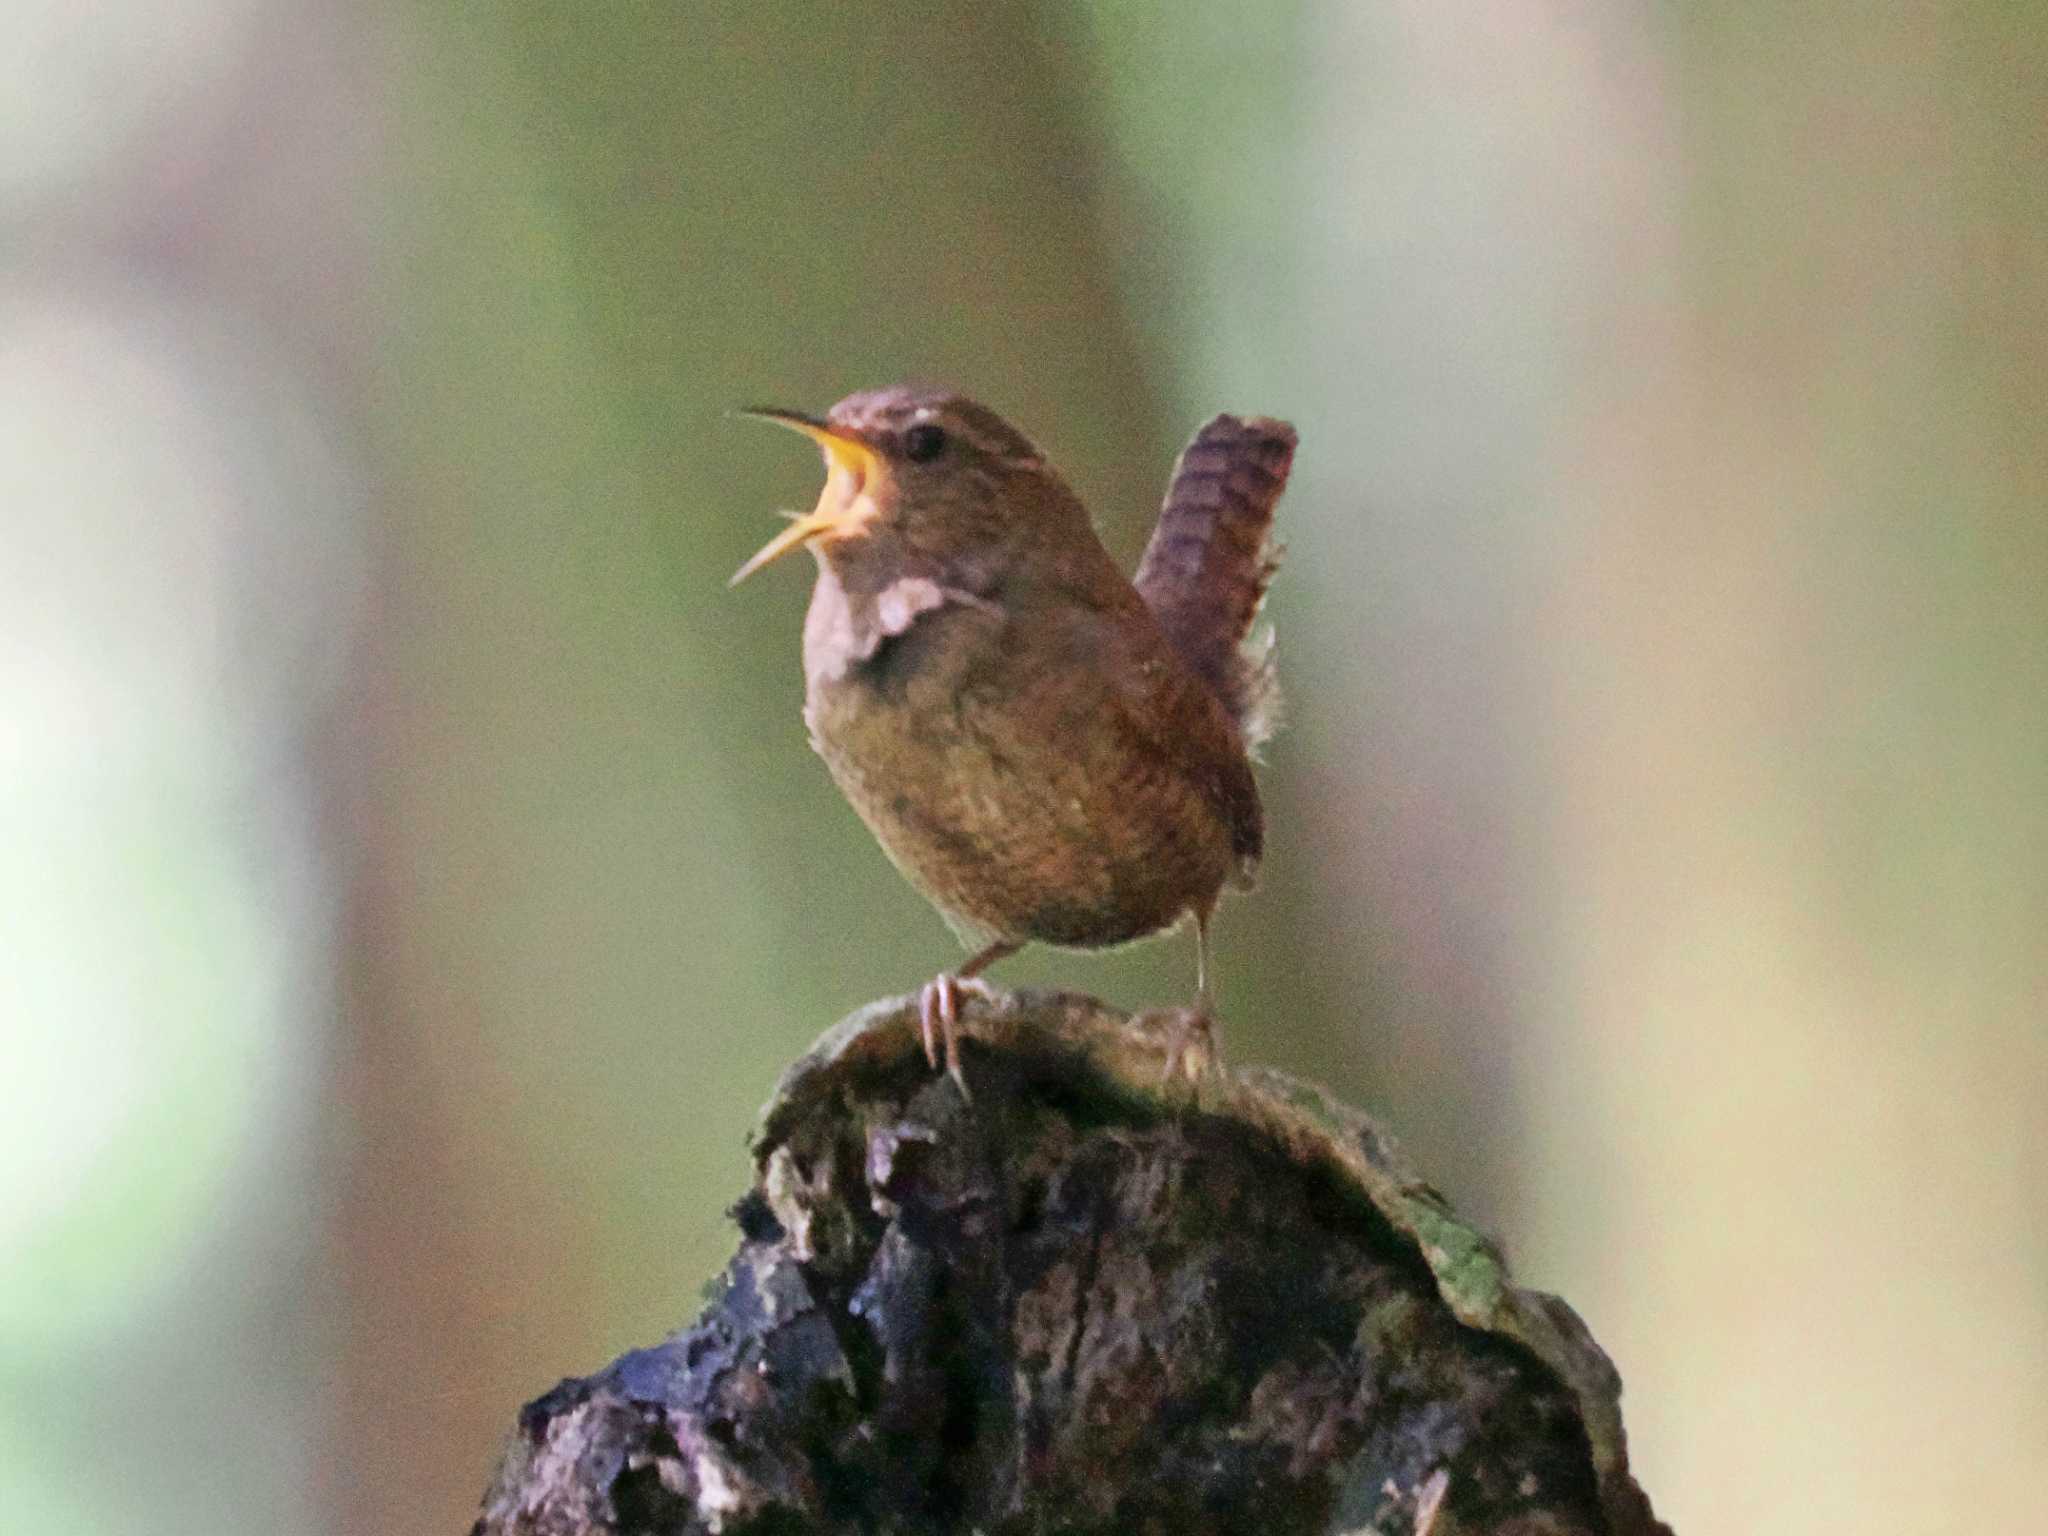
<box><xmin>1</xmin><ymin>3</ymin><xmax>2041</xmax><ymax>1534</ymax></box>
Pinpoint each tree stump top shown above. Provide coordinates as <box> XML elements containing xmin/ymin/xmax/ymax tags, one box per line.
<box><xmin>475</xmin><ymin>988</ymin><xmax>1668</xmax><ymax>1535</ymax></box>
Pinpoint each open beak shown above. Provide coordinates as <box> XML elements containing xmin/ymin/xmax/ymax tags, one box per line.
<box><xmin>730</xmin><ymin>407</ymin><xmax>884</xmax><ymax>586</ymax></box>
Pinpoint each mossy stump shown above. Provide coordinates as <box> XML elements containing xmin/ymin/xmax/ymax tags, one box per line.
<box><xmin>471</xmin><ymin>989</ymin><xmax>1667</xmax><ymax>1535</ymax></box>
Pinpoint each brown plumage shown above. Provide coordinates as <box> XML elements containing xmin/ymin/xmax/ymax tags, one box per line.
<box><xmin>733</xmin><ymin>386</ymin><xmax>1295</xmax><ymax>1093</ymax></box>
<box><xmin>1136</xmin><ymin>413</ymin><xmax>1295</xmax><ymax>754</ymax></box>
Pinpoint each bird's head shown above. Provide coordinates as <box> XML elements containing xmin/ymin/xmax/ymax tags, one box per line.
<box><xmin>730</xmin><ymin>385</ymin><xmax>1086</xmax><ymax>588</ymax></box>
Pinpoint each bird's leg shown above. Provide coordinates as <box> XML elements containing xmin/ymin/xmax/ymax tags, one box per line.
<box><xmin>1158</xmin><ymin>910</ymin><xmax>1222</xmax><ymax>1084</ymax></box>
<box><xmin>917</xmin><ymin>938</ymin><xmax>1022</xmax><ymax>1098</ymax></box>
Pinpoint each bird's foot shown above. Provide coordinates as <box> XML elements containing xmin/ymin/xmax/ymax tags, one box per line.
<box><xmin>916</xmin><ymin>973</ymin><xmax>998</xmax><ymax>1099</ymax></box>
<box><xmin>1133</xmin><ymin>1005</ymin><xmax>1222</xmax><ymax>1086</ymax></box>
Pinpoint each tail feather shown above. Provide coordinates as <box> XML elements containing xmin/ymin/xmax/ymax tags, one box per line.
<box><xmin>1134</xmin><ymin>414</ymin><xmax>1295</xmax><ymax>750</ymax></box>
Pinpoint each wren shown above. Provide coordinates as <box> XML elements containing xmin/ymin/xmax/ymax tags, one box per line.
<box><xmin>733</xmin><ymin>386</ymin><xmax>1295</xmax><ymax>1095</ymax></box>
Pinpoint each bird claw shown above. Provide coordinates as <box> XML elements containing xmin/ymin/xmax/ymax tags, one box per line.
<box><xmin>917</xmin><ymin>973</ymin><xmax>996</xmax><ymax>1100</ymax></box>
<box><xmin>917</xmin><ymin>976</ymin><xmax>948</xmax><ymax>1070</ymax></box>
<box><xmin>1137</xmin><ymin>1005</ymin><xmax>1221</xmax><ymax>1087</ymax></box>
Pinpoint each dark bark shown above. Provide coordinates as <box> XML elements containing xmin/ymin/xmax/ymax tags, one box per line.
<box><xmin>472</xmin><ymin>990</ymin><xmax>1669</xmax><ymax>1536</ymax></box>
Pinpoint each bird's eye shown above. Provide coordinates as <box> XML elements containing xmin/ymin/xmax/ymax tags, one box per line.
<box><xmin>902</xmin><ymin>422</ymin><xmax>947</xmax><ymax>462</ymax></box>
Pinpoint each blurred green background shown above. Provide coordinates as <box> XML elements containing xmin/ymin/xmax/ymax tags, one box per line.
<box><xmin>3</xmin><ymin>2</ymin><xmax>2044</xmax><ymax>1532</ymax></box>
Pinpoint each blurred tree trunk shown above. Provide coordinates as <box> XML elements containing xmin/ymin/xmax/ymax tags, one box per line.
<box><xmin>1536</xmin><ymin>8</ymin><xmax>2048</xmax><ymax>1529</ymax></box>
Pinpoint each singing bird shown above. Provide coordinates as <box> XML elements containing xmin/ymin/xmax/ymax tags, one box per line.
<box><xmin>732</xmin><ymin>387</ymin><xmax>1294</xmax><ymax>1094</ymax></box>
